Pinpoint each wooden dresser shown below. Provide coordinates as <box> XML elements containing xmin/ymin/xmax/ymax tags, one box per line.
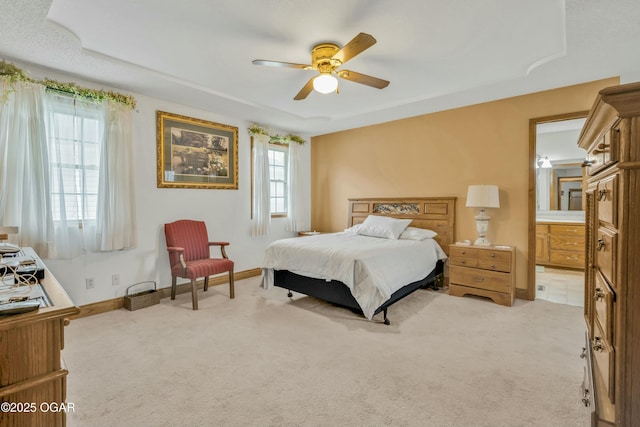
<box><xmin>0</xmin><ymin>249</ymin><xmax>79</xmax><ymax>427</ymax></box>
<box><xmin>578</xmin><ymin>82</ymin><xmax>640</xmax><ymax>426</ymax></box>
<box><xmin>448</xmin><ymin>244</ymin><xmax>515</xmax><ymax>306</ymax></box>
<box><xmin>535</xmin><ymin>221</ymin><xmax>586</xmax><ymax>269</ymax></box>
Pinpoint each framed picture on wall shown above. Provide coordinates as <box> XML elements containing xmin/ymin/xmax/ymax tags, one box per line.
<box><xmin>156</xmin><ymin>110</ymin><xmax>238</xmax><ymax>189</ymax></box>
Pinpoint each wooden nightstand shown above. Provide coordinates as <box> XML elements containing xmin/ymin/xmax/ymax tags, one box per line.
<box><xmin>448</xmin><ymin>244</ymin><xmax>516</xmax><ymax>306</ymax></box>
<box><xmin>297</xmin><ymin>231</ymin><xmax>323</xmax><ymax>237</ymax></box>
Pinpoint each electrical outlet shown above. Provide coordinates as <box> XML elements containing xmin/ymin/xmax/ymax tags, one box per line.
<box><xmin>537</xmin><ymin>284</ymin><xmax>546</xmax><ymax>291</ymax></box>
<box><xmin>85</xmin><ymin>278</ymin><xmax>95</xmax><ymax>289</ymax></box>
<box><xmin>112</xmin><ymin>274</ymin><xmax>120</xmax><ymax>286</ymax></box>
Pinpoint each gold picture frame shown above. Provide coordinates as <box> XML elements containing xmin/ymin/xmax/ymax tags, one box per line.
<box><xmin>156</xmin><ymin>111</ymin><xmax>238</xmax><ymax>189</ymax></box>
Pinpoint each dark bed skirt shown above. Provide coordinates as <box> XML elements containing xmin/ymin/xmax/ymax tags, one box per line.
<box><xmin>273</xmin><ymin>259</ymin><xmax>444</xmax><ymax>319</ymax></box>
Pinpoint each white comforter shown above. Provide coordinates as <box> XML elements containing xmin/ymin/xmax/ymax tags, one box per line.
<box><xmin>261</xmin><ymin>232</ymin><xmax>447</xmax><ymax>320</ymax></box>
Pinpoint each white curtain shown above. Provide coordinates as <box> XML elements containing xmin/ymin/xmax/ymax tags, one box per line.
<box><xmin>45</xmin><ymin>92</ymin><xmax>102</xmax><ymax>258</ymax></box>
<box><xmin>0</xmin><ymin>80</ymin><xmax>54</xmax><ymax>257</ymax></box>
<box><xmin>285</xmin><ymin>140</ymin><xmax>305</xmax><ymax>232</ymax></box>
<box><xmin>0</xmin><ymin>77</ymin><xmax>137</xmax><ymax>259</ymax></box>
<box><xmin>96</xmin><ymin>101</ymin><xmax>136</xmax><ymax>251</ymax></box>
<box><xmin>251</xmin><ymin>134</ymin><xmax>271</xmax><ymax>236</ymax></box>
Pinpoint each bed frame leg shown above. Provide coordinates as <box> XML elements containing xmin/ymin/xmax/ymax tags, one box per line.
<box><xmin>287</xmin><ymin>290</ymin><xmax>293</xmax><ymax>298</ymax></box>
<box><xmin>383</xmin><ymin>308</ymin><xmax>390</xmax><ymax>325</ymax></box>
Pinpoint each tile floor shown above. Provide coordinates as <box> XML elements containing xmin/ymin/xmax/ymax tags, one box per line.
<box><xmin>535</xmin><ymin>265</ymin><xmax>585</xmax><ymax>307</ymax></box>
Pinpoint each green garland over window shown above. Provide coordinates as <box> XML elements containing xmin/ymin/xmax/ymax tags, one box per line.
<box><xmin>0</xmin><ymin>60</ymin><xmax>137</xmax><ymax>108</ymax></box>
<box><xmin>248</xmin><ymin>124</ymin><xmax>306</xmax><ymax>145</ymax></box>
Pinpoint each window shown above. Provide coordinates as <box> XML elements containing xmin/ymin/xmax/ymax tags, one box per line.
<box><xmin>268</xmin><ymin>144</ymin><xmax>288</xmax><ymax>215</ymax></box>
<box><xmin>0</xmin><ymin>78</ymin><xmax>136</xmax><ymax>258</ymax></box>
<box><xmin>47</xmin><ymin>97</ymin><xmax>103</xmax><ymax>222</ymax></box>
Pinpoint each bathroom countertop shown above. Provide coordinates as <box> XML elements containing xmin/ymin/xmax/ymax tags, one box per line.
<box><xmin>536</xmin><ymin>218</ymin><xmax>585</xmax><ymax>223</ymax></box>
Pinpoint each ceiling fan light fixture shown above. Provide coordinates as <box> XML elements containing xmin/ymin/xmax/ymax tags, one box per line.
<box><xmin>313</xmin><ymin>74</ymin><xmax>338</xmax><ymax>94</ymax></box>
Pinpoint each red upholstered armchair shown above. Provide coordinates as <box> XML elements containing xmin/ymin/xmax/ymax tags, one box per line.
<box><xmin>164</xmin><ymin>220</ymin><xmax>234</xmax><ymax>310</ymax></box>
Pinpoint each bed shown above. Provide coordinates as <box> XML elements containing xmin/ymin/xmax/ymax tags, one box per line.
<box><xmin>262</xmin><ymin>197</ymin><xmax>456</xmax><ymax>324</ymax></box>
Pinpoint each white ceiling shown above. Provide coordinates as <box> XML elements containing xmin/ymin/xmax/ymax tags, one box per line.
<box><xmin>537</xmin><ymin>117</ymin><xmax>586</xmax><ymax>162</ymax></box>
<box><xmin>1</xmin><ymin>0</ymin><xmax>640</xmax><ymax>136</ymax></box>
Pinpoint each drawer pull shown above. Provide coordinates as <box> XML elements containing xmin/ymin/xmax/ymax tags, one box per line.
<box><xmin>597</xmin><ymin>239</ymin><xmax>606</xmax><ymax>251</ymax></box>
<box><xmin>592</xmin><ymin>142</ymin><xmax>610</xmax><ymax>155</ymax></box>
<box><xmin>461</xmin><ymin>250</ymin><xmax>466</xmax><ymax>255</ymax></box>
<box><xmin>592</xmin><ymin>337</ymin><xmax>604</xmax><ymax>352</ymax></box>
<box><xmin>594</xmin><ymin>288</ymin><xmax>605</xmax><ymax>301</ymax></box>
<box><xmin>460</xmin><ymin>260</ymin><xmax>466</xmax><ymax>265</ymax></box>
<box><xmin>472</xmin><ymin>275</ymin><xmax>485</xmax><ymax>283</ymax></box>
<box><xmin>597</xmin><ymin>189</ymin><xmax>607</xmax><ymax>201</ymax></box>
<box><xmin>490</xmin><ymin>264</ymin><xmax>496</xmax><ymax>269</ymax></box>
<box><xmin>490</xmin><ymin>253</ymin><xmax>496</xmax><ymax>258</ymax></box>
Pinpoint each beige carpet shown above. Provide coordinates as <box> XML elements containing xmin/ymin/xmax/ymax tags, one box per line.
<box><xmin>64</xmin><ymin>276</ymin><xmax>591</xmax><ymax>427</ymax></box>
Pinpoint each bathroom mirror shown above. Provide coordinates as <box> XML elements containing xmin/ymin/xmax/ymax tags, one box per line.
<box><xmin>536</xmin><ymin>118</ymin><xmax>587</xmax><ymax>211</ymax></box>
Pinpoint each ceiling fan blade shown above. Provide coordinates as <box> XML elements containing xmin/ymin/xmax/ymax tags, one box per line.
<box><xmin>252</xmin><ymin>60</ymin><xmax>311</xmax><ymax>69</ymax></box>
<box><xmin>332</xmin><ymin>32</ymin><xmax>377</xmax><ymax>64</ymax></box>
<box><xmin>337</xmin><ymin>70</ymin><xmax>389</xmax><ymax>89</ymax></box>
<box><xmin>294</xmin><ymin>77</ymin><xmax>315</xmax><ymax>100</ymax></box>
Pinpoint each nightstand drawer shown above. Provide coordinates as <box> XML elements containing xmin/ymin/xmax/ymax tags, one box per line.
<box><xmin>477</xmin><ymin>259</ymin><xmax>511</xmax><ymax>272</ymax></box>
<box><xmin>478</xmin><ymin>249</ymin><xmax>511</xmax><ymax>263</ymax></box>
<box><xmin>449</xmin><ymin>246</ymin><xmax>478</xmax><ymax>267</ymax></box>
<box><xmin>478</xmin><ymin>249</ymin><xmax>511</xmax><ymax>272</ymax></box>
<box><xmin>449</xmin><ymin>265</ymin><xmax>511</xmax><ymax>293</ymax></box>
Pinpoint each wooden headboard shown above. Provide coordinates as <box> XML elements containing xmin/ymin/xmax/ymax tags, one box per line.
<box><xmin>348</xmin><ymin>197</ymin><xmax>456</xmax><ymax>255</ymax></box>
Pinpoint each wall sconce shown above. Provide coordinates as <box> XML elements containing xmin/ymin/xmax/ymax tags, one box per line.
<box><xmin>466</xmin><ymin>185</ymin><xmax>500</xmax><ymax>246</ymax></box>
<box><xmin>536</xmin><ymin>156</ymin><xmax>552</xmax><ymax>169</ymax></box>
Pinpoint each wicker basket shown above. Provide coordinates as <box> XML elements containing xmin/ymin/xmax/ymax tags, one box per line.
<box><xmin>124</xmin><ymin>281</ymin><xmax>159</xmax><ymax>311</ymax></box>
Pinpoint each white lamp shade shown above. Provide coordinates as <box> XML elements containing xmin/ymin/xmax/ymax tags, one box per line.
<box><xmin>466</xmin><ymin>185</ymin><xmax>500</xmax><ymax>209</ymax></box>
<box><xmin>313</xmin><ymin>74</ymin><xmax>338</xmax><ymax>94</ymax></box>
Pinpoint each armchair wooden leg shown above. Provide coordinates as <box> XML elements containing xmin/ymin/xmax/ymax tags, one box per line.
<box><xmin>229</xmin><ymin>270</ymin><xmax>235</xmax><ymax>299</ymax></box>
<box><xmin>191</xmin><ymin>280</ymin><xmax>198</xmax><ymax>310</ymax></box>
<box><xmin>204</xmin><ymin>276</ymin><xmax>209</xmax><ymax>292</ymax></box>
<box><xmin>171</xmin><ymin>277</ymin><xmax>177</xmax><ymax>300</ymax></box>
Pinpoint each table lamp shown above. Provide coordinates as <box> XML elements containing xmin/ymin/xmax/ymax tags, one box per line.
<box><xmin>466</xmin><ymin>185</ymin><xmax>500</xmax><ymax>246</ymax></box>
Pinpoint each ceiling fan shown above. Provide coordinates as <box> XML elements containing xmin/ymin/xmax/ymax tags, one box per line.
<box><xmin>252</xmin><ymin>32</ymin><xmax>390</xmax><ymax>100</ymax></box>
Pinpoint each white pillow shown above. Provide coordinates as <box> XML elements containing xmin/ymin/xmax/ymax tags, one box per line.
<box><xmin>356</xmin><ymin>215</ymin><xmax>411</xmax><ymax>239</ymax></box>
<box><xmin>344</xmin><ymin>224</ymin><xmax>361</xmax><ymax>233</ymax></box>
<box><xmin>399</xmin><ymin>227</ymin><xmax>438</xmax><ymax>241</ymax></box>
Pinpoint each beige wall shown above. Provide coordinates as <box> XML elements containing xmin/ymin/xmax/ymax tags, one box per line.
<box><xmin>310</xmin><ymin>77</ymin><xmax>619</xmax><ymax>295</ymax></box>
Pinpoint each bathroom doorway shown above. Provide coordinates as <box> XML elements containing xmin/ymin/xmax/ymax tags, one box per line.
<box><xmin>528</xmin><ymin>112</ymin><xmax>588</xmax><ymax>304</ymax></box>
